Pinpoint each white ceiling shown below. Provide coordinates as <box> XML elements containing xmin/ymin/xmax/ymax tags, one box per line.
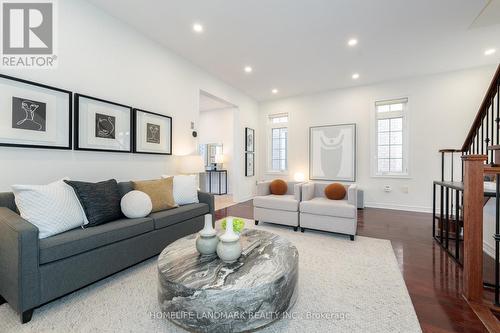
<box><xmin>88</xmin><ymin>0</ymin><xmax>500</xmax><ymax>101</ymax></box>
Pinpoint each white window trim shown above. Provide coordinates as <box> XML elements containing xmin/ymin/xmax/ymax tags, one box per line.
<box><xmin>266</xmin><ymin>113</ymin><xmax>289</xmax><ymax>175</ymax></box>
<box><xmin>371</xmin><ymin>98</ymin><xmax>411</xmax><ymax>179</ymax></box>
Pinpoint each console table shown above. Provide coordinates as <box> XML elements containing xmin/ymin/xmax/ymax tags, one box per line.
<box><xmin>205</xmin><ymin>169</ymin><xmax>227</xmax><ymax>195</ymax></box>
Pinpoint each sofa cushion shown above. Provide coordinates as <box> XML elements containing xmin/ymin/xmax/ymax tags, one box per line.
<box><xmin>300</xmin><ymin>197</ymin><xmax>356</xmax><ymax>218</ymax></box>
<box><xmin>253</xmin><ymin>195</ymin><xmax>298</xmax><ymax>212</ymax></box>
<box><xmin>39</xmin><ymin>217</ymin><xmax>154</xmax><ymax>264</ymax></box>
<box><xmin>150</xmin><ymin>203</ymin><xmax>209</xmax><ymax>230</ymax></box>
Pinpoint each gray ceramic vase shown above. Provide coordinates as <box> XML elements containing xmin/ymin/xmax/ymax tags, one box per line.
<box><xmin>216</xmin><ymin>217</ymin><xmax>242</xmax><ymax>263</ymax></box>
<box><xmin>196</xmin><ymin>215</ymin><xmax>218</xmax><ymax>255</ymax></box>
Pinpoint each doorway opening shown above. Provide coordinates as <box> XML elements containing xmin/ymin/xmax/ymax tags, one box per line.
<box><xmin>198</xmin><ymin>90</ymin><xmax>237</xmax><ymax>210</ymax></box>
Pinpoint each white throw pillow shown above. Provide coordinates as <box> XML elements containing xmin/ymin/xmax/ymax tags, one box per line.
<box><xmin>162</xmin><ymin>175</ymin><xmax>199</xmax><ymax>205</ymax></box>
<box><xmin>121</xmin><ymin>190</ymin><xmax>153</xmax><ymax>218</ymax></box>
<box><xmin>12</xmin><ymin>179</ymin><xmax>86</xmax><ymax>239</ymax></box>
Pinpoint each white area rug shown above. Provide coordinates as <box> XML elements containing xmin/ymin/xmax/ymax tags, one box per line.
<box><xmin>0</xmin><ymin>219</ymin><xmax>421</xmax><ymax>333</ymax></box>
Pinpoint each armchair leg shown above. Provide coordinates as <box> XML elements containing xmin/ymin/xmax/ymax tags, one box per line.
<box><xmin>293</xmin><ymin>226</ymin><xmax>298</xmax><ymax>232</ymax></box>
<box><xmin>350</xmin><ymin>235</ymin><xmax>355</xmax><ymax>241</ymax></box>
<box><xmin>254</xmin><ymin>220</ymin><xmax>259</xmax><ymax>225</ymax></box>
<box><xmin>21</xmin><ymin>309</ymin><xmax>34</xmax><ymax>324</ymax></box>
<box><xmin>301</xmin><ymin>228</ymin><xmax>305</xmax><ymax>233</ymax></box>
<box><xmin>0</xmin><ymin>295</ymin><xmax>5</xmax><ymax>305</ymax></box>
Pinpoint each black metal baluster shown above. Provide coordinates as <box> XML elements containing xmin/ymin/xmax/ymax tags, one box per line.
<box><xmin>495</xmin><ymin>173</ymin><xmax>500</xmax><ymax>306</ymax></box>
<box><xmin>445</xmin><ymin>187</ymin><xmax>450</xmax><ymax>249</ymax></box>
<box><xmin>491</xmin><ymin>100</ymin><xmax>495</xmax><ymax>162</ymax></box>
<box><xmin>441</xmin><ymin>152</ymin><xmax>445</xmax><ymax>181</ymax></box>
<box><xmin>433</xmin><ymin>183</ymin><xmax>436</xmax><ymax>238</ymax></box>
<box><xmin>455</xmin><ymin>188</ymin><xmax>460</xmax><ymax>260</ymax></box>
<box><xmin>481</xmin><ymin>122</ymin><xmax>484</xmax><ymax>155</ymax></box>
<box><xmin>487</xmin><ymin>107</ymin><xmax>491</xmax><ymax>163</ymax></box>
<box><xmin>497</xmin><ymin>84</ymin><xmax>500</xmax><ymax>146</ymax></box>
<box><xmin>440</xmin><ymin>185</ymin><xmax>444</xmax><ymax>244</ymax></box>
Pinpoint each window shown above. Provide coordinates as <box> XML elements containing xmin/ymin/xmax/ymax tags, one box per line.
<box><xmin>374</xmin><ymin>98</ymin><xmax>409</xmax><ymax>177</ymax></box>
<box><xmin>268</xmin><ymin>113</ymin><xmax>288</xmax><ymax>172</ymax></box>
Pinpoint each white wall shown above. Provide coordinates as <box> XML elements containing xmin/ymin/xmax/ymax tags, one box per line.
<box><xmin>198</xmin><ymin>108</ymin><xmax>235</xmax><ymax>194</ymax></box>
<box><xmin>259</xmin><ymin>65</ymin><xmax>498</xmax><ymax>212</ymax></box>
<box><xmin>0</xmin><ymin>0</ymin><xmax>259</xmax><ymax>202</ymax></box>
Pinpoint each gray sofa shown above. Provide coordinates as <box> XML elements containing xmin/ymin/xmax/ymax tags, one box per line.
<box><xmin>0</xmin><ymin>181</ymin><xmax>214</xmax><ymax>324</ymax></box>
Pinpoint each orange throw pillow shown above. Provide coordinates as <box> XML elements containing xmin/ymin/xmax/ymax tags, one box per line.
<box><xmin>325</xmin><ymin>183</ymin><xmax>346</xmax><ymax>200</ymax></box>
<box><xmin>270</xmin><ymin>179</ymin><xmax>288</xmax><ymax>195</ymax></box>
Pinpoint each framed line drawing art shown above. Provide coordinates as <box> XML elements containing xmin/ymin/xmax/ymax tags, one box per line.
<box><xmin>133</xmin><ymin>109</ymin><xmax>172</xmax><ymax>155</ymax></box>
<box><xmin>245</xmin><ymin>152</ymin><xmax>255</xmax><ymax>177</ymax></box>
<box><xmin>309</xmin><ymin>123</ymin><xmax>356</xmax><ymax>181</ymax></box>
<box><xmin>245</xmin><ymin>127</ymin><xmax>255</xmax><ymax>152</ymax></box>
<box><xmin>0</xmin><ymin>74</ymin><xmax>72</xmax><ymax>150</ymax></box>
<box><xmin>74</xmin><ymin>94</ymin><xmax>132</xmax><ymax>153</ymax></box>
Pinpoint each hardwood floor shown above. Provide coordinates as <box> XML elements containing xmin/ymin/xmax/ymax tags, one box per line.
<box><xmin>215</xmin><ymin>202</ymin><xmax>492</xmax><ymax>333</ymax></box>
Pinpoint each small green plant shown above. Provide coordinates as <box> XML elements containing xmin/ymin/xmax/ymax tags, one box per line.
<box><xmin>221</xmin><ymin>218</ymin><xmax>245</xmax><ymax>233</ymax></box>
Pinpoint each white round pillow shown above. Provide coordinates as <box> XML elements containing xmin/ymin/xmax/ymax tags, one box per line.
<box><xmin>121</xmin><ymin>190</ymin><xmax>152</xmax><ymax>218</ymax></box>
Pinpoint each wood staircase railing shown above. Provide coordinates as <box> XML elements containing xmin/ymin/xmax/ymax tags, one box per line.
<box><xmin>435</xmin><ymin>64</ymin><xmax>500</xmax><ymax>332</ymax></box>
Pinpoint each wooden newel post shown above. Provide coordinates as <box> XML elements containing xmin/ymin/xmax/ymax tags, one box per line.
<box><xmin>462</xmin><ymin>154</ymin><xmax>487</xmax><ymax>302</ymax></box>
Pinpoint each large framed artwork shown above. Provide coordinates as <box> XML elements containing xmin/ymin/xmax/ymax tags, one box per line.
<box><xmin>74</xmin><ymin>94</ymin><xmax>132</xmax><ymax>153</ymax></box>
<box><xmin>133</xmin><ymin>109</ymin><xmax>172</xmax><ymax>155</ymax></box>
<box><xmin>245</xmin><ymin>127</ymin><xmax>255</xmax><ymax>152</ymax></box>
<box><xmin>309</xmin><ymin>123</ymin><xmax>356</xmax><ymax>181</ymax></box>
<box><xmin>245</xmin><ymin>152</ymin><xmax>255</xmax><ymax>177</ymax></box>
<box><xmin>0</xmin><ymin>74</ymin><xmax>72</xmax><ymax>150</ymax></box>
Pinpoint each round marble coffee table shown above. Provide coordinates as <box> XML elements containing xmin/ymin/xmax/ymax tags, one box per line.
<box><xmin>157</xmin><ymin>229</ymin><xmax>299</xmax><ymax>333</ymax></box>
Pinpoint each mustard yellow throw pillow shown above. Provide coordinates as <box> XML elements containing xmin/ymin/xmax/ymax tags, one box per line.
<box><xmin>132</xmin><ymin>178</ymin><xmax>177</xmax><ymax>213</ymax></box>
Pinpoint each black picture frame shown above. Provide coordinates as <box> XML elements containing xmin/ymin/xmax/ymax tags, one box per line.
<box><xmin>245</xmin><ymin>152</ymin><xmax>255</xmax><ymax>177</ymax></box>
<box><xmin>74</xmin><ymin>93</ymin><xmax>133</xmax><ymax>153</ymax></box>
<box><xmin>309</xmin><ymin>123</ymin><xmax>357</xmax><ymax>182</ymax></box>
<box><xmin>245</xmin><ymin>127</ymin><xmax>255</xmax><ymax>152</ymax></box>
<box><xmin>132</xmin><ymin>108</ymin><xmax>173</xmax><ymax>155</ymax></box>
<box><xmin>0</xmin><ymin>74</ymin><xmax>72</xmax><ymax>150</ymax></box>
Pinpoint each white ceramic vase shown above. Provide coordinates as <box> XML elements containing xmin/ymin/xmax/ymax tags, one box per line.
<box><xmin>217</xmin><ymin>217</ymin><xmax>242</xmax><ymax>263</ymax></box>
<box><xmin>196</xmin><ymin>215</ymin><xmax>218</xmax><ymax>255</ymax></box>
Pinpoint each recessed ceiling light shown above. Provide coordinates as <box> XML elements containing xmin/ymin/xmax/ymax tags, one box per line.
<box><xmin>272</xmin><ymin>89</ymin><xmax>278</xmax><ymax>94</ymax></box>
<box><xmin>348</xmin><ymin>38</ymin><xmax>358</xmax><ymax>47</ymax></box>
<box><xmin>193</xmin><ymin>23</ymin><xmax>203</xmax><ymax>33</ymax></box>
<box><xmin>485</xmin><ymin>48</ymin><xmax>496</xmax><ymax>56</ymax></box>
<box><xmin>244</xmin><ymin>66</ymin><xmax>253</xmax><ymax>73</ymax></box>
<box><xmin>352</xmin><ymin>73</ymin><xmax>360</xmax><ymax>80</ymax></box>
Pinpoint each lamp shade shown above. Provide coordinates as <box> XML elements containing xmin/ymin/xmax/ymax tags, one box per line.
<box><xmin>179</xmin><ymin>155</ymin><xmax>205</xmax><ymax>174</ymax></box>
<box><xmin>214</xmin><ymin>154</ymin><xmax>224</xmax><ymax>164</ymax></box>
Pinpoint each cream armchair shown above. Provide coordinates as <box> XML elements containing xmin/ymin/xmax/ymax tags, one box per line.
<box><xmin>253</xmin><ymin>181</ymin><xmax>303</xmax><ymax>231</ymax></box>
<box><xmin>300</xmin><ymin>182</ymin><xmax>358</xmax><ymax>240</ymax></box>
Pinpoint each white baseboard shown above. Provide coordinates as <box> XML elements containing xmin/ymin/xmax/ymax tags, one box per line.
<box><xmin>364</xmin><ymin>201</ymin><xmax>433</xmax><ymax>213</ymax></box>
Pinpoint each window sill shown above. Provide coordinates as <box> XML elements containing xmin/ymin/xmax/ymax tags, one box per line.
<box><xmin>265</xmin><ymin>170</ymin><xmax>289</xmax><ymax>177</ymax></box>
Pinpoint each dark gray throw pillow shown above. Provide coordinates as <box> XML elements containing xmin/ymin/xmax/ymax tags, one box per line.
<box><xmin>64</xmin><ymin>179</ymin><xmax>123</xmax><ymax>227</ymax></box>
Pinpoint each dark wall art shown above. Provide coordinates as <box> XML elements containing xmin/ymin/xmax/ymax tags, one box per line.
<box><xmin>95</xmin><ymin>113</ymin><xmax>116</xmax><ymax>139</ymax></box>
<box><xmin>146</xmin><ymin>123</ymin><xmax>161</xmax><ymax>144</ymax></box>
<box><xmin>12</xmin><ymin>97</ymin><xmax>47</xmax><ymax>132</ymax></box>
<box><xmin>0</xmin><ymin>74</ymin><xmax>72</xmax><ymax>150</ymax></box>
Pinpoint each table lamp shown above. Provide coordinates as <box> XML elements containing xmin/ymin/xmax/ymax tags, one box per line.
<box><xmin>214</xmin><ymin>154</ymin><xmax>224</xmax><ymax>170</ymax></box>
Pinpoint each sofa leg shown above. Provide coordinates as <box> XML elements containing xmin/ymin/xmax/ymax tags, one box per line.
<box><xmin>293</xmin><ymin>226</ymin><xmax>298</xmax><ymax>232</ymax></box>
<box><xmin>350</xmin><ymin>235</ymin><xmax>355</xmax><ymax>241</ymax></box>
<box><xmin>0</xmin><ymin>295</ymin><xmax>5</xmax><ymax>305</ymax></box>
<box><xmin>21</xmin><ymin>309</ymin><xmax>34</xmax><ymax>324</ymax></box>
<box><xmin>300</xmin><ymin>228</ymin><xmax>305</xmax><ymax>233</ymax></box>
<box><xmin>254</xmin><ymin>220</ymin><xmax>259</xmax><ymax>225</ymax></box>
